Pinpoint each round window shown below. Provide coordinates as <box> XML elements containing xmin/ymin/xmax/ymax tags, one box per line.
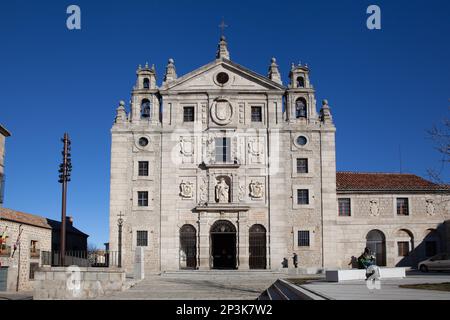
<box><xmin>296</xmin><ymin>136</ymin><xmax>307</xmax><ymax>146</ymax></box>
<box><xmin>216</xmin><ymin>72</ymin><xmax>229</xmax><ymax>85</ymax></box>
<box><xmin>138</xmin><ymin>137</ymin><xmax>149</xmax><ymax>147</ymax></box>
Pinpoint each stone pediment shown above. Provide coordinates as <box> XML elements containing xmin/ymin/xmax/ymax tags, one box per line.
<box><xmin>160</xmin><ymin>59</ymin><xmax>285</xmax><ymax>92</ymax></box>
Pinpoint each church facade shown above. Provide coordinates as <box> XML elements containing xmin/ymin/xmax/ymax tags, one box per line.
<box><xmin>109</xmin><ymin>37</ymin><xmax>450</xmax><ymax>274</ymax></box>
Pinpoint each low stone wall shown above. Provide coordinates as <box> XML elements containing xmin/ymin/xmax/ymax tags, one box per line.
<box><xmin>33</xmin><ymin>267</ymin><xmax>127</xmax><ymax>300</ymax></box>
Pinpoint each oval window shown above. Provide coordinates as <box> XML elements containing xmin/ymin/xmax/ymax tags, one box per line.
<box><xmin>216</xmin><ymin>72</ymin><xmax>229</xmax><ymax>85</ymax></box>
<box><xmin>296</xmin><ymin>136</ymin><xmax>307</xmax><ymax>146</ymax></box>
<box><xmin>138</xmin><ymin>137</ymin><xmax>149</xmax><ymax>147</ymax></box>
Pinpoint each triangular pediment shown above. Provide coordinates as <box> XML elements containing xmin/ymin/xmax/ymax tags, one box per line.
<box><xmin>160</xmin><ymin>59</ymin><xmax>285</xmax><ymax>92</ymax></box>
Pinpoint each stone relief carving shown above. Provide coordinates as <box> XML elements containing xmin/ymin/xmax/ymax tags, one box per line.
<box><xmin>426</xmin><ymin>199</ymin><xmax>435</xmax><ymax>216</ymax></box>
<box><xmin>179</xmin><ymin>180</ymin><xmax>194</xmax><ymax>199</ymax></box>
<box><xmin>179</xmin><ymin>137</ymin><xmax>194</xmax><ymax>157</ymax></box>
<box><xmin>248</xmin><ymin>137</ymin><xmax>264</xmax><ymax>164</ymax></box>
<box><xmin>211</xmin><ymin>99</ymin><xmax>233</xmax><ymax>125</ymax></box>
<box><xmin>238</xmin><ymin>184</ymin><xmax>245</xmax><ymax>201</ymax></box>
<box><xmin>249</xmin><ymin>180</ymin><xmax>264</xmax><ymax>199</ymax></box>
<box><xmin>199</xmin><ymin>176</ymin><xmax>207</xmax><ymax>204</ymax></box>
<box><xmin>369</xmin><ymin>200</ymin><xmax>379</xmax><ymax>216</ymax></box>
<box><xmin>215</xmin><ymin>178</ymin><xmax>230</xmax><ymax>203</ymax></box>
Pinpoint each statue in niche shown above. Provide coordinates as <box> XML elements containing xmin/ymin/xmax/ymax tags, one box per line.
<box><xmin>426</xmin><ymin>199</ymin><xmax>435</xmax><ymax>216</ymax></box>
<box><xmin>215</xmin><ymin>178</ymin><xmax>230</xmax><ymax>203</ymax></box>
<box><xmin>369</xmin><ymin>200</ymin><xmax>379</xmax><ymax>216</ymax></box>
<box><xmin>249</xmin><ymin>180</ymin><xmax>264</xmax><ymax>199</ymax></box>
<box><xmin>179</xmin><ymin>180</ymin><xmax>194</xmax><ymax>199</ymax></box>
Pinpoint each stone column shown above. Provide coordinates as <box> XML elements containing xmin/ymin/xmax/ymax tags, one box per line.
<box><xmin>237</xmin><ymin>213</ymin><xmax>249</xmax><ymax>270</ymax></box>
<box><xmin>198</xmin><ymin>214</ymin><xmax>210</xmax><ymax>270</ymax></box>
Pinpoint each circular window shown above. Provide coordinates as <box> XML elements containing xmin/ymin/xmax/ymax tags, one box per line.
<box><xmin>138</xmin><ymin>137</ymin><xmax>149</xmax><ymax>147</ymax></box>
<box><xmin>216</xmin><ymin>72</ymin><xmax>229</xmax><ymax>85</ymax></box>
<box><xmin>296</xmin><ymin>136</ymin><xmax>308</xmax><ymax>146</ymax></box>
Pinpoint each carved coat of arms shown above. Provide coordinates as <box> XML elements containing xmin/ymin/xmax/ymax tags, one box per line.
<box><xmin>180</xmin><ymin>181</ymin><xmax>194</xmax><ymax>199</ymax></box>
<box><xmin>249</xmin><ymin>180</ymin><xmax>264</xmax><ymax>199</ymax></box>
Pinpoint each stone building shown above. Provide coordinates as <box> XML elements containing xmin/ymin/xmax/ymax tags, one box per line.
<box><xmin>0</xmin><ymin>124</ymin><xmax>11</xmax><ymax>207</ymax></box>
<box><xmin>108</xmin><ymin>37</ymin><xmax>450</xmax><ymax>274</ymax></box>
<box><xmin>0</xmin><ymin>208</ymin><xmax>52</xmax><ymax>291</ymax></box>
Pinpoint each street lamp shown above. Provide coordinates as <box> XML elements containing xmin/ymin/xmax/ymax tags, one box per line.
<box><xmin>58</xmin><ymin>133</ymin><xmax>72</xmax><ymax>266</ymax></box>
<box><xmin>117</xmin><ymin>213</ymin><xmax>124</xmax><ymax>268</ymax></box>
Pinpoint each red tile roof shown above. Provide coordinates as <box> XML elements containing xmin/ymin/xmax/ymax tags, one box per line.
<box><xmin>0</xmin><ymin>208</ymin><xmax>51</xmax><ymax>229</ymax></box>
<box><xmin>336</xmin><ymin>172</ymin><xmax>450</xmax><ymax>192</ymax></box>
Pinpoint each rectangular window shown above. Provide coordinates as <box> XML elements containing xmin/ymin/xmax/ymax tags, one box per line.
<box><xmin>297</xmin><ymin>189</ymin><xmax>309</xmax><ymax>205</ymax></box>
<box><xmin>138</xmin><ymin>161</ymin><xmax>149</xmax><ymax>176</ymax></box>
<box><xmin>29</xmin><ymin>263</ymin><xmax>39</xmax><ymax>280</ymax></box>
<box><xmin>397</xmin><ymin>241</ymin><xmax>409</xmax><ymax>257</ymax></box>
<box><xmin>425</xmin><ymin>241</ymin><xmax>437</xmax><ymax>257</ymax></box>
<box><xmin>137</xmin><ymin>191</ymin><xmax>148</xmax><ymax>207</ymax></box>
<box><xmin>338</xmin><ymin>198</ymin><xmax>351</xmax><ymax>216</ymax></box>
<box><xmin>215</xmin><ymin>137</ymin><xmax>231</xmax><ymax>163</ymax></box>
<box><xmin>397</xmin><ymin>198</ymin><xmax>409</xmax><ymax>216</ymax></box>
<box><xmin>137</xmin><ymin>231</ymin><xmax>148</xmax><ymax>247</ymax></box>
<box><xmin>183</xmin><ymin>106</ymin><xmax>195</xmax><ymax>122</ymax></box>
<box><xmin>251</xmin><ymin>106</ymin><xmax>262</xmax><ymax>122</ymax></box>
<box><xmin>30</xmin><ymin>240</ymin><xmax>39</xmax><ymax>258</ymax></box>
<box><xmin>296</xmin><ymin>158</ymin><xmax>308</xmax><ymax>174</ymax></box>
<box><xmin>298</xmin><ymin>231</ymin><xmax>310</xmax><ymax>247</ymax></box>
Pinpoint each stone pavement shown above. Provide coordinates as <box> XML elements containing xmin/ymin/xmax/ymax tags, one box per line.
<box><xmin>0</xmin><ymin>291</ymin><xmax>33</xmax><ymax>300</ymax></box>
<box><xmin>300</xmin><ymin>272</ymin><xmax>450</xmax><ymax>300</ymax></box>
<box><xmin>99</xmin><ymin>271</ymin><xmax>289</xmax><ymax>300</ymax></box>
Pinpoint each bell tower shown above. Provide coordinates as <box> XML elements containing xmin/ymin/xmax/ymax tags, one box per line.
<box><xmin>285</xmin><ymin>63</ymin><xmax>318</xmax><ymax>123</ymax></box>
<box><xmin>131</xmin><ymin>63</ymin><xmax>160</xmax><ymax>125</ymax></box>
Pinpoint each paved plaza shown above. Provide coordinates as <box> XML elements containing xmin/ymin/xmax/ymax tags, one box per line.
<box><xmin>300</xmin><ymin>272</ymin><xmax>450</xmax><ymax>300</ymax></box>
<box><xmin>99</xmin><ymin>271</ymin><xmax>288</xmax><ymax>300</ymax></box>
<box><xmin>96</xmin><ymin>270</ymin><xmax>450</xmax><ymax>300</ymax></box>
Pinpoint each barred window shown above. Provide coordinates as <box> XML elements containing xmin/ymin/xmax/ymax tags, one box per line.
<box><xmin>397</xmin><ymin>198</ymin><xmax>409</xmax><ymax>216</ymax></box>
<box><xmin>251</xmin><ymin>106</ymin><xmax>262</xmax><ymax>122</ymax></box>
<box><xmin>296</xmin><ymin>158</ymin><xmax>308</xmax><ymax>174</ymax></box>
<box><xmin>298</xmin><ymin>231</ymin><xmax>310</xmax><ymax>247</ymax></box>
<box><xmin>397</xmin><ymin>241</ymin><xmax>409</xmax><ymax>257</ymax></box>
<box><xmin>138</xmin><ymin>161</ymin><xmax>149</xmax><ymax>176</ymax></box>
<box><xmin>338</xmin><ymin>198</ymin><xmax>351</xmax><ymax>216</ymax></box>
<box><xmin>183</xmin><ymin>106</ymin><xmax>195</xmax><ymax>122</ymax></box>
<box><xmin>137</xmin><ymin>191</ymin><xmax>148</xmax><ymax>207</ymax></box>
<box><xmin>215</xmin><ymin>137</ymin><xmax>231</xmax><ymax>163</ymax></box>
<box><xmin>137</xmin><ymin>231</ymin><xmax>148</xmax><ymax>247</ymax></box>
<box><xmin>297</xmin><ymin>189</ymin><xmax>309</xmax><ymax>205</ymax></box>
<box><xmin>29</xmin><ymin>263</ymin><xmax>39</xmax><ymax>280</ymax></box>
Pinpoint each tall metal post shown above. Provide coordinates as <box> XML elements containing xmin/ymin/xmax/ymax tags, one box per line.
<box><xmin>58</xmin><ymin>133</ymin><xmax>72</xmax><ymax>266</ymax></box>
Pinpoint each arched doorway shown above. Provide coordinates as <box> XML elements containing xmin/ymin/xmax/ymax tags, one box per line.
<box><xmin>249</xmin><ymin>224</ymin><xmax>266</xmax><ymax>269</ymax></box>
<box><xmin>366</xmin><ymin>230</ymin><xmax>386</xmax><ymax>266</ymax></box>
<box><xmin>180</xmin><ymin>225</ymin><xmax>197</xmax><ymax>269</ymax></box>
<box><xmin>210</xmin><ymin>220</ymin><xmax>237</xmax><ymax>269</ymax></box>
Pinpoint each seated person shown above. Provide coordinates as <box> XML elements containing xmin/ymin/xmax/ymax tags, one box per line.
<box><xmin>357</xmin><ymin>248</ymin><xmax>376</xmax><ymax>269</ymax></box>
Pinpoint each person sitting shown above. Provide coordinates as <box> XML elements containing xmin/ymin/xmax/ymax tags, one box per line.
<box><xmin>357</xmin><ymin>248</ymin><xmax>376</xmax><ymax>269</ymax></box>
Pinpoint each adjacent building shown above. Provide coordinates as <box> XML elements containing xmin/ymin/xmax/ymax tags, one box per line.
<box><xmin>0</xmin><ymin>125</ymin><xmax>11</xmax><ymax>207</ymax></box>
<box><xmin>108</xmin><ymin>37</ymin><xmax>450</xmax><ymax>274</ymax></box>
<box><xmin>0</xmin><ymin>208</ymin><xmax>52</xmax><ymax>291</ymax></box>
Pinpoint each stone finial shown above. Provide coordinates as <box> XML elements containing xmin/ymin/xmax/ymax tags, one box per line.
<box><xmin>216</xmin><ymin>36</ymin><xmax>230</xmax><ymax>60</ymax></box>
<box><xmin>268</xmin><ymin>57</ymin><xmax>282</xmax><ymax>85</ymax></box>
<box><xmin>115</xmin><ymin>101</ymin><xmax>127</xmax><ymax>123</ymax></box>
<box><xmin>145</xmin><ymin>62</ymin><xmax>149</xmax><ymax>69</ymax></box>
<box><xmin>163</xmin><ymin>58</ymin><xmax>177</xmax><ymax>84</ymax></box>
<box><xmin>320</xmin><ymin>99</ymin><xmax>333</xmax><ymax>124</ymax></box>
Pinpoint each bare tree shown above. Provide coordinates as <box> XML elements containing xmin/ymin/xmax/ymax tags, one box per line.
<box><xmin>427</xmin><ymin>104</ymin><xmax>450</xmax><ymax>184</ymax></box>
<box><xmin>87</xmin><ymin>242</ymin><xmax>99</xmax><ymax>253</ymax></box>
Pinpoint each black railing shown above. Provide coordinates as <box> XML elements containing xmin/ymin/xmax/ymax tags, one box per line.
<box><xmin>41</xmin><ymin>251</ymin><xmax>121</xmax><ymax>267</ymax></box>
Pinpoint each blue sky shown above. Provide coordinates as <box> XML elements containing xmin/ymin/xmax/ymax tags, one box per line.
<box><xmin>0</xmin><ymin>0</ymin><xmax>449</xmax><ymax>247</ymax></box>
